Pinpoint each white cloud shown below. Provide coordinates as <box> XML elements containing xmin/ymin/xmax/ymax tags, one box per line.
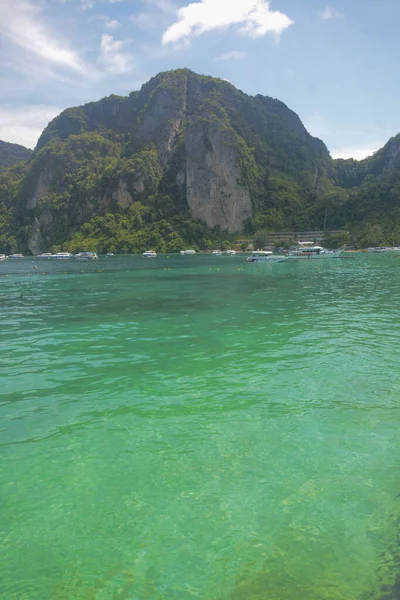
<box><xmin>0</xmin><ymin>0</ymin><xmax>84</xmax><ymax>73</ymax></box>
<box><xmin>218</xmin><ymin>50</ymin><xmax>247</xmax><ymax>60</ymax></box>
<box><xmin>0</xmin><ymin>105</ymin><xmax>62</xmax><ymax>149</ymax></box>
<box><xmin>318</xmin><ymin>5</ymin><xmax>344</xmax><ymax>20</ymax></box>
<box><xmin>99</xmin><ymin>34</ymin><xmax>133</xmax><ymax>75</ymax></box>
<box><xmin>162</xmin><ymin>0</ymin><xmax>294</xmax><ymax>45</ymax></box>
<box><xmin>105</xmin><ymin>19</ymin><xmax>120</xmax><ymax>29</ymax></box>
<box><xmin>331</xmin><ymin>146</ymin><xmax>379</xmax><ymax>161</ymax></box>
<box><xmin>89</xmin><ymin>15</ymin><xmax>120</xmax><ymax>29</ymax></box>
<box><xmin>80</xmin><ymin>0</ymin><xmax>95</xmax><ymax>9</ymax></box>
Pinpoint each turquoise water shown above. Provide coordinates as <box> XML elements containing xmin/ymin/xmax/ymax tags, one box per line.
<box><xmin>1</xmin><ymin>254</ymin><xmax>399</xmax><ymax>599</ymax></box>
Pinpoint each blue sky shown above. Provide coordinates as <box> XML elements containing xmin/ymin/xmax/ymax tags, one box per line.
<box><xmin>0</xmin><ymin>0</ymin><xmax>399</xmax><ymax>159</ymax></box>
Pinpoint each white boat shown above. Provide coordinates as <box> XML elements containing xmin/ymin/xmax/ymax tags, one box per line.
<box><xmin>180</xmin><ymin>249</ymin><xmax>196</xmax><ymax>255</ymax></box>
<box><xmin>36</xmin><ymin>253</ymin><xmax>53</xmax><ymax>259</ymax></box>
<box><xmin>287</xmin><ymin>242</ymin><xmax>342</xmax><ymax>259</ymax></box>
<box><xmin>212</xmin><ymin>250</ymin><xmax>222</xmax><ymax>255</ymax></box>
<box><xmin>52</xmin><ymin>252</ymin><xmax>74</xmax><ymax>259</ymax></box>
<box><xmin>226</xmin><ymin>250</ymin><xmax>236</xmax><ymax>255</ymax></box>
<box><xmin>246</xmin><ymin>250</ymin><xmax>287</xmax><ymax>264</ymax></box>
<box><xmin>143</xmin><ymin>250</ymin><xmax>157</xmax><ymax>258</ymax></box>
<box><xmin>75</xmin><ymin>252</ymin><xmax>98</xmax><ymax>260</ymax></box>
<box><xmin>106</xmin><ymin>252</ymin><xmax>114</xmax><ymax>257</ymax></box>
<box><xmin>0</xmin><ymin>254</ymin><xmax>8</xmax><ymax>261</ymax></box>
<box><xmin>9</xmin><ymin>253</ymin><xmax>24</xmax><ymax>259</ymax></box>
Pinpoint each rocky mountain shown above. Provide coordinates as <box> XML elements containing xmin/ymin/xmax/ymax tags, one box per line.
<box><xmin>0</xmin><ymin>69</ymin><xmax>332</xmax><ymax>254</ymax></box>
<box><xmin>315</xmin><ymin>135</ymin><xmax>400</xmax><ymax>245</ymax></box>
<box><xmin>0</xmin><ymin>140</ymin><xmax>32</xmax><ymax>172</ymax></box>
<box><xmin>333</xmin><ymin>134</ymin><xmax>400</xmax><ymax>189</ymax></box>
<box><xmin>0</xmin><ymin>69</ymin><xmax>399</xmax><ymax>254</ymax></box>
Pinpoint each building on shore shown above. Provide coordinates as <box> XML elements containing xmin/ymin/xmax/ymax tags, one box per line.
<box><xmin>237</xmin><ymin>230</ymin><xmax>348</xmax><ymax>249</ymax></box>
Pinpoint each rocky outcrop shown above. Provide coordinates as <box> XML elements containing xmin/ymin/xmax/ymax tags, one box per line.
<box><xmin>27</xmin><ymin>169</ymin><xmax>53</xmax><ymax>209</ymax></box>
<box><xmin>112</xmin><ymin>180</ymin><xmax>133</xmax><ymax>208</ymax></box>
<box><xmin>383</xmin><ymin>136</ymin><xmax>400</xmax><ymax>170</ymax></box>
<box><xmin>29</xmin><ymin>210</ymin><xmax>53</xmax><ymax>255</ymax></box>
<box><xmin>185</xmin><ymin>123</ymin><xmax>252</xmax><ymax>231</ymax></box>
<box><xmin>134</xmin><ymin>85</ymin><xmax>186</xmax><ymax>166</ymax></box>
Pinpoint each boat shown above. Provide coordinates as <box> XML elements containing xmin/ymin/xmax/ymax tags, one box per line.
<box><xmin>212</xmin><ymin>250</ymin><xmax>222</xmax><ymax>255</ymax></box>
<box><xmin>36</xmin><ymin>253</ymin><xmax>53</xmax><ymax>259</ymax></box>
<box><xmin>287</xmin><ymin>242</ymin><xmax>342</xmax><ymax>259</ymax></box>
<box><xmin>226</xmin><ymin>250</ymin><xmax>236</xmax><ymax>255</ymax></box>
<box><xmin>246</xmin><ymin>250</ymin><xmax>288</xmax><ymax>264</ymax></box>
<box><xmin>52</xmin><ymin>252</ymin><xmax>74</xmax><ymax>259</ymax></box>
<box><xmin>106</xmin><ymin>252</ymin><xmax>114</xmax><ymax>257</ymax></box>
<box><xmin>75</xmin><ymin>252</ymin><xmax>98</xmax><ymax>260</ymax></box>
<box><xmin>143</xmin><ymin>250</ymin><xmax>157</xmax><ymax>258</ymax></box>
<box><xmin>9</xmin><ymin>253</ymin><xmax>24</xmax><ymax>259</ymax></box>
<box><xmin>0</xmin><ymin>254</ymin><xmax>8</xmax><ymax>261</ymax></box>
<box><xmin>180</xmin><ymin>249</ymin><xmax>196</xmax><ymax>255</ymax></box>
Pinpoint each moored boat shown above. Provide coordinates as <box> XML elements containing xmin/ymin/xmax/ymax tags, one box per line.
<box><xmin>9</xmin><ymin>253</ymin><xmax>24</xmax><ymax>259</ymax></box>
<box><xmin>0</xmin><ymin>254</ymin><xmax>8</xmax><ymax>261</ymax></box>
<box><xmin>106</xmin><ymin>252</ymin><xmax>114</xmax><ymax>256</ymax></box>
<box><xmin>226</xmin><ymin>250</ymin><xmax>236</xmax><ymax>255</ymax></box>
<box><xmin>53</xmin><ymin>252</ymin><xmax>74</xmax><ymax>259</ymax></box>
<box><xmin>246</xmin><ymin>250</ymin><xmax>287</xmax><ymax>264</ymax></box>
<box><xmin>180</xmin><ymin>249</ymin><xmax>196</xmax><ymax>255</ymax></box>
<box><xmin>287</xmin><ymin>242</ymin><xmax>342</xmax><ymax>259</ymax></box>
<box><xmin>143</xmin><ymin>250</ymin><xmax>157</xmax><ymax>258</ymax></box>
<box><xmin>36</xmin><ymin>253</ymin><xmax>53</xmax><ymax>259</ymax></box>
<box><xmin>212</xmin><ymin>250</ymin><xmax>222</xmax><ymax>256</ymax></box>
<box><xmin>75</xmin><ymin>252</ymin><xmax>98</xmax><ymax>260</ymax></box>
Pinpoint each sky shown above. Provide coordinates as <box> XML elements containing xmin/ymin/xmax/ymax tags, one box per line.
<box><xmin>1</xmin><ymin>0</ymin><xmax>400</xmax><ymax>160</ymax></box>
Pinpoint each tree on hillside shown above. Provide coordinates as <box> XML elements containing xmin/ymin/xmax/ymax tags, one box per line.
<box><xmin>253</xmin><ymin>230</ymin><xmax>269</xmax><ymax>250</ymax></box>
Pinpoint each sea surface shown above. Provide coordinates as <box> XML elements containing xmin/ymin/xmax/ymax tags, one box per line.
<box><xmin>1</xmin><ymin>253</ymin><xmax>399</xmax><ymax>600</ymax></box>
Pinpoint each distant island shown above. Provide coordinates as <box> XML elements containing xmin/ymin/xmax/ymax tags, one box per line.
<box><xmin>0</xmin><ymin>68</ymin><xmax>399</xmax><ymax>255</ymax></box>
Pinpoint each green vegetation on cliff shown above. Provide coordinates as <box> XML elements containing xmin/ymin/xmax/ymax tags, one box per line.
<box><xmin>0</xmin><ymin>140</ymin><xmax>32</xmax><ymax>173</ymax></box>
<box><xmin>1</xmin><ymin>69</ymin><xmax>400</xmax><ymax>253</ymax></box>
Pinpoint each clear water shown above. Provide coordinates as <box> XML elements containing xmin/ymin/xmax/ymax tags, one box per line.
<box><xmin>1</xmin><ymin>254</ymin><xmax>399</xmax><ymax>600</ymax></box>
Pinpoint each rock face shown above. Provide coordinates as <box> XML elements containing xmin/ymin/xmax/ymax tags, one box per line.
<box><xmin>112</xmin><ymin>180</ymin><xmax>133</xmax><ymax>208</ymax></box>
<box><xmin>0</xmin><ymin>140</ymin><xmax>32</xmax><ymax>172</ymax></box>
<box><xmin>381</xmin><ymin>135</ymin><xmax>400</xmax><ymax>170</ymax></box>
<box><xmin>1</xmin><ymin>69</ymin><xmax>333</xmax><ymax>253</ymax></box>
<box><xmin>185</xmin><ymin>123</ymin><xmax>252</xmax><ymax>231</ymax></box>
<box><xmin>29</xmin><ymin>211</ymin><xmax>53</xmax><ymax>255</ymax></box>
<box><xmin>27</xmin><ymin>169</ymin><xmax>53</xmax><ymax>209</ymax></box>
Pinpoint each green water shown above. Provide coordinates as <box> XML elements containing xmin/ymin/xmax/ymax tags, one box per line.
<box><xmin>1</xmin><ymin>254</ymin><xmax>400</xmax><ymax>599</ymax></box>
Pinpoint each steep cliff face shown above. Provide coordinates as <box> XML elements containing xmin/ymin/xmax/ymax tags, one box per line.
<box><xmin>0</xmin><ymin>140</ymin><xmax>32</xmax><ymax>172</ymax></box>
<box><xmin>379</xmin><ymin>135</ymin><xmax>400</xmax><ymax>171</ymax></box>
<box><xmin>0</xmin><ymin>69</ymin><xmax>333</xmax><ymax>253</ymax></box>
<box><xmin>27</xmin><ymin>168</ymin><xmax>53</xmax><ymax>209</ymax></box>
<box><xmin>185</xmin><ymin>122</ymin><xmax>252</xmax><ymax>230</ymax></box>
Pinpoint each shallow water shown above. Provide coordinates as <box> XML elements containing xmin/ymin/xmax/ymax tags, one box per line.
<box><xmin>1</xmin><ymin>253</ymin><xmax>400</xmax><ymax>599</ymax></box>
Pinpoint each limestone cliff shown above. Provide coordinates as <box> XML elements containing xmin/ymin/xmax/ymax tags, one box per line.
<box><xmin>0</xmin><ymin>69</ymin><xmax>332</xmax><ymax>253</ymax></box>
<box><xmin>185</xmin><ymin>122</ymin><xmax>252</xmax><ymax>231</ymax></box>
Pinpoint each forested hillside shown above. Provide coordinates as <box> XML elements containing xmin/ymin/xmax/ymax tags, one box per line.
<box><xmin>0</xmin><ymin>140</ymin><xmax>32</xmax><ymax>173</ymax></box>
<box><xmin>0</xmin><ymin>69</ymin><xmax>400</xmax><ymax>254</ymax></box>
